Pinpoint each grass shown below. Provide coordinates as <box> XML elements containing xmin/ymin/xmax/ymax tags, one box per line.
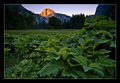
<box><xmin>5</xmin><ymin>29</ymin><xmax>80</xmax><ymax>35</ymax></box>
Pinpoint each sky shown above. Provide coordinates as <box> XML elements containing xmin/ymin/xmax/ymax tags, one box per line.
<box><xmin>22</xmin><ymin>4</ymin><xmax>98</xmax><ymax>17</ymax></box>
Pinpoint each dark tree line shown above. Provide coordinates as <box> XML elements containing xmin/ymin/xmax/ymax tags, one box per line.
<box><xmin>34</xmin><ymin>21</ymin><xmax>48</xmax><ymax>29</ymax></box>
<box><xmin>5</xmin><ymin>5</ymin><xmax>36</xmax><ymax>30</ymax></box>
<box><xmin>48</xmin><ymin>16</ymin><xmax>63</xmax><ymax>29</ymax></box>
<box><xmin>63</xmin><ymin>13</ymin><xmax>85</xmax><ymax>29</ymax></box>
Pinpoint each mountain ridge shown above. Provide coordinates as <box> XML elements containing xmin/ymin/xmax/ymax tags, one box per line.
<box><xmin>47</xmin><ymin>13</ymin><xmax>71</xmax><ymax>23</ymax></box>
<box><xmin>39</xmin><ymin>8</ymin><xmax>71</xmax><ymax>23</ymax></box>
<box><xmin>40</xmin><ymin>8</ymin><xmax>55</xmax><ymax>17</ymax></box>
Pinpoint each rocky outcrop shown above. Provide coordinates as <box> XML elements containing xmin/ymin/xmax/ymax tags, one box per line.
<box><xmin>47</xmin><ymin>13</ymin><xmax>71</xmax><ymax>23</ymax></box>
<box><xmin>39</xmin><ymin>8</ymin><xmax>71</xmax><ymax>23</ymax></box>
<box><xmin>91</xmin><ymin>4</ymin><xmax>115</xmax><ymax>20</ymax></box>
<box><xmin>40</xmin><ymin>8</ymin><xmax>55</xmax><ymax>17</ymax></box>
<box><xmin>34</xmin><ymin>14</ymin><xmax>48</xmax><ymax>23</ymax></box>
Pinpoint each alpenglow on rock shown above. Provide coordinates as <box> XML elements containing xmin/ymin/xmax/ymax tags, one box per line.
<box><xmin>39</xmin><ymin>8</ymin><xmax>71</xmax><ymax>23</ymax></box>
<box><xmin>40</xmin><ymin>8</ymin><xmax>55</xmax><ymax>17</ymax></box>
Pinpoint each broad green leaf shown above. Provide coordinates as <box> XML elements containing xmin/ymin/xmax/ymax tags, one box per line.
<box><xmin>77</xmin><ymin>46</ymin><xmax>83</xmax><ymax>55</ymax></box>
<box><xmin>93</xmin><ymin>68</ymin><xmax>104</xmax><ymax>77</ymax></box>
<box><xmin>90</xmin><ymin>63</ymin><xmax>102</xmax><ymax>70</ymax></box>
<box><xmin>107</xmin><ymin>67</ymin><xmax>114</xmax><ymax>75</ymax></box>
<box><xmin>78</xmin><ymin>49</ymin><xmax>83</xmax><ymax>56</ymax></box>
<box><xmin>84</xmin><ymin>22</ymin><xmax>90</xmax><ymax>26</ymax></box>
<box><xmin>67</xmin><ymin>58</ymin><xmax>79</xmax><ymax>67</ymax></box>
<box><xmin>100</xmin><ymin>59</ymin><xmax>115</xmax><ymax>67</ymax></box>
<box><xmin>96</xmin><ymin>30</ymin><xmax>109</xmax><ymax>35</ymax></box>
<box><xmin>82</xmin><ymin>39</ymin><xmax>93</xmax><ymax>47</ymax></box>
<box><xmin>96</xmin><ymin>30</ymin><xmax>113</xmax><ymax>38</ymax></box>
<box><xmin>45</xmin><ymin>53</ymin><xmax>58</xmax><ymax>61</ymax></box>
<box><xmin>95</xmin><ymin>55</ymin><xmax>109</xmax><ymax>63</ymax></box>
<box><xmin>61</xmin><ymin>37</ymin><xmax>71</xmax><ymax>46</ymax></box>
<box><xmin>45</xmin><ymin>47</ymin><xmax>57</xmax><ymax>54</ymax></box>
<box><xmin>34</xmin><ymin>48</ymin><xmax>41</xmax><ymax>51</ymax></box>
<box><xmin>90</xmin><ymin>51</ymin><xmax>98</xmax><ymax>55</ymax></box>
<box><xmin>62</xmin><ymin>69</ymin><xmax>79</xmax><ymax>78</ymax></box>
<box><xmin>29</xmin><ymin>52</ymin><xmax>41</xmax><ymax>58</ymax></box>
<box><xmin>85</xmin><ymin>17</ymin><xmax>92</xmax><ymax>23</ymax></box>
<box><xmin>53</xmin><ymin>69</ymin><xmax>59</xmax><ymax>77</ymax></box>
<box><xmin>97</xmin><ymin>49</ymin><xmax>111</xmax><ymax>54</ymax></box>
<box><xmin>73</xmin><ymin>69</ymin><xmax>87</xmax><ymax>78</ymax></box>
<box><xmin>62</xmin><ymin>50</ymin><xmax>69</xmax><ymax>60</ymax></box>
<box><xmin>78</xmin><ymin>38</ymin><xmax>84</xmax><ymax>46</ymax></box>
<box><xmin>97</xmin><ymin>19</ymin><xmax>108</xmax><ymax>27</ymax></box>
<box><xmin>20</xmin><ymin>59</ymin><xmax>30</xmax><ymax>65</ymax></box>
<box><xmin>78</xmin><ymin>27</ymin><xmax>86</xmax><ymax>34</ymax></box>
<box><xmin>57</xmin><ymin>47</ymin><xmax>69</xmax><ymax>56</ymax></box>
<box><xmin>87</xmin><ymin>73</ymin><xmax>101</xmax><ymax>78</ymax></box>
<box><xmin>62</xmin><ymin>69</ymin><xmax>71</xmax><ymax>77</ymax></box>
<box><xmin>109</xmin><ymin>29</ymin><xmax>116</xmax><ymax>33</ymax></box>
<box><xmin>4</xmin><ymin>48</ymin><xmax>11</xmax><ymax>52</ymax></box>
<box><xmin>83</xmin><ymin>65</ymin><xmax>92</xmax><ymax>72</ymax></box>
<box><xmin>38</xmin><ymin>60</ymin><xmax>64</xmax><ymax>77</ymax></box>
<box><xmin>72</xmin><ymin>57</ymin><xmax>81</xmax><ymax>64</ymax></box>
<box><xmin>92</xmin><ymin>15</ymin><xmax>103</xmax><ymax>22</ymax></box>
<box><xmin>37</xmin><ymin>58</ymin><xmax>42</xmax><ymax>64</ymax></box>
<box><xmin>23</xmin><ymin>54</ymin><xmax>29</xmax><ymax>58</ymax></box>
<box><xmin>93</xmin><ymin>38</ymin><xmax>109</xmax><ymax>50</ymax></box>
<box><xmin>70</xmin><ymin>73</ymin><xmax>79</xmax><ymax>79</ymax></box>
<box><xmin>110</xmin><ymin>41</ymin><xmax>116</xmax><ymax>48</ymax></box>
<box><xmin>92</xmin><ymin>30</ymin><xmax>97</xmax><ymax>36</ymax></box>
<box><xmin>78</xmin><ymin>38</ymin><xmax>93</xmax><ymax>48</ymax></box>
<box><xmin>85</xmin><ymin>54</ymin><xmax>92</xmax><ymax>58</ymax></box>
<box><xmin>73</xmin><ymin>56</ymin><xmax>87</xmax><ymax>66</ymax></box>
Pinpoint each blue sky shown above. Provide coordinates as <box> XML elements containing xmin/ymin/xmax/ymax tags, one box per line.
<box><xmin>22</xmin><ymin>4</ymin><xmax>98</xmax><ymax>17</ymax></box>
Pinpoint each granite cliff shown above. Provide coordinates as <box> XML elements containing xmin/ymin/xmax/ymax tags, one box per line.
<box><xmin>39</xmin><ymin>8</ymin><xmax>71</xmax><ymax>23</ymax></box>
<box><xmin>90</xmin><ymin>4</ymin><xmax>115</xmax><ymax>20</ymax></box>
<box><xmin>40</xmin><ymin>8</ymin><xmax>55</xmax><ymax>17</ymax></box>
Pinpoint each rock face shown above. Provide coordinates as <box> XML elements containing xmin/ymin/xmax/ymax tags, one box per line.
<box><xmin>39</xmin><ymin>8</ymin><xmax>71</xmax><ymax>23</ymax></box>
<box><xmin>34</xmin><ymin>14</ymin><xmax>48</xmax><ymax>23</ymax></box>
<box><xmin>47</xmin><ymin>13</ymin><xmax>71</xmax><ymax>23</ymax></box>
<box><xmin>91</xmin><ymin>4</ymin><xmax>115</xmax><ymax>20</ymax></box>
<box><xmin>40</xmin><ymin>8</ymin><xmax>55</xmax><ymax>17</ymax></box>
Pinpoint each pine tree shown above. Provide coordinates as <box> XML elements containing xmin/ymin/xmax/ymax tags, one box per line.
<box><xmin>48</xmin><ymin>16</ymin><xmax>63</xmax><ymax>29</ymax></box>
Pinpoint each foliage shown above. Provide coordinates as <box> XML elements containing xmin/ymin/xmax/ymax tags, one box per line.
<box><xmin>70</xmin><ymin>13</ymin><xmax>85</xmax><ymax>29</ymax></box>
<box><xmin>5</xmin><ymin>15</ymin><xmax>116</xmax><ymax>79</ymax></box>
<box><xmin>5</xmin><ymin>5</ymin><xmax>36</xmax><ymax>29</ymax></box>
<box><xmin>48</xmin><ymin>16</ymin><xmax>63</xmax><ymax>29</ymax></box>
<box><xmin>5</xmin><ymin>29</ymin><xmax>79</xmax><ymax>35</ymax></box>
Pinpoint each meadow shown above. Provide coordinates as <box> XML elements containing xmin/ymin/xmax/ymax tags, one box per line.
<box><xmin>5</xmin><ymin>29</ymin><xmax>79</xmax><ymax>35</ymax></box>
<box><xmin>4</xmin><ymin>16</ymin><xmax>116</xmax><ymax>79</ymax></box>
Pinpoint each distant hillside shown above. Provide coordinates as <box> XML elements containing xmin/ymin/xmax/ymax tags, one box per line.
<box><xmin>47</xmin><ymin>13</ymin><xmax>71</xmax><ymax>23</ymax></box>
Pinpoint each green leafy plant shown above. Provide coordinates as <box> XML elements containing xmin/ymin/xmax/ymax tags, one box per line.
<box><xmin>5</xmin><ymin>15</ymin><xmax>116</xmax><ymax>79</ymax></box>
